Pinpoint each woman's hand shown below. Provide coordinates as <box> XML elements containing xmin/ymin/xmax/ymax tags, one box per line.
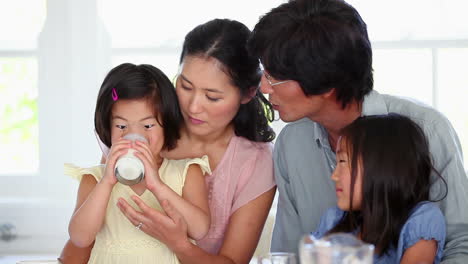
<box><xmin>117</xmin><ymin>189</ymin><xmax>276</xmax><ymax>264</ymax></box>
<box><xmin>117</xmin><ymin>196</ymin><xmax>192</xmax><ymax>253</ymax></box>
<box><xmin>132</xmin><ymin>140</ymin><xmax>164</xmax><ymax>192</ymax></box>
<box><xmin>101</xmin><ymin>138</ymin><xmax>131</xmax><ymax>186</ymax></box>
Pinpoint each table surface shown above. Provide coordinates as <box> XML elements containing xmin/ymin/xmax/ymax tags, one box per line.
<box><xmin>0</xmin><ymin>255</ymin><xmax>58</xmax><ymax>264</ymax></box>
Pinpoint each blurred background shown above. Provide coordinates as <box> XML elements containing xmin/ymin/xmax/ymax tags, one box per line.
<box><xmin>0</xmin><ymin>0</ymin><xmax>467</xmax><ymax>260</ymax></box>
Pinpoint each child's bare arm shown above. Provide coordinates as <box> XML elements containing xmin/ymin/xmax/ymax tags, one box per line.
<box><xmin>149</xmin><ymin>164</ymin><xmax>210</xmax><ymax>240</ymax></box>
<box><xmin>400</xmin><ymin>239</ymin><xmax>437</xmax><ymax>264</ymax></box>
<box><xmin>181</xmin><ymin>164</ymin><xmax>210</xmax><ymax>239</ymax></box>
<box><xmin>68</xmin><ymin>139</ymin><xmax>130</xmax><ymax>247</ymax></box>
<box><xmin>132</xmin><ymin>140</ymin><xmax>210</xmax><ymax>239</ymax></box>
<box><xmin>68</xmin><ymin>175</ymin><xmax>113</xmax><ymax>247</ymax></box>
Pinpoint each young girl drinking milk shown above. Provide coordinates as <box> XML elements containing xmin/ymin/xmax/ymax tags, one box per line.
<box><xmin>65</xmin><ymin>63</ymin><xmax>210</xmax><ymax>263</ymax></box>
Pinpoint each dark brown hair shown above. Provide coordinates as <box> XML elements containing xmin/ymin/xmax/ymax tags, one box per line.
<box><xmin>180</xmin><ymin>18</ymin><xmax>275</xmax><ymax>142</ymax></box>
<box><xmin>329</xmin><ymin>113</ymin><xmax>447</xmax><ymax>255</ymax></box>
<box><xmin>94</xmin><ymin>63</ymin><xmax>182</xmax><ymax>150</ymax></box>
<box><xmin>249</xmin><ymin>0</ymin><xmax>373</xmax><ymax>108</ymax></box>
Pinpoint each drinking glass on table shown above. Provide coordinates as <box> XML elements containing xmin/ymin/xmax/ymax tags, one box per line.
<box><xmin>258</xmin><ymin>252</ymin><xmax>297</xmax><ymax>264</ymax></box>
<box><xmin>299</xmin><ymin>233</ymin><xmax>374</xmax><ymax>264</ymax></box>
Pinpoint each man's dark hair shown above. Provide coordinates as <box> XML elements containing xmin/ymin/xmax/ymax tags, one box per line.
<box><xmin>249</xmin><ymin>0</ymin><xmax>373</xmax><ymax>108</ymax></box>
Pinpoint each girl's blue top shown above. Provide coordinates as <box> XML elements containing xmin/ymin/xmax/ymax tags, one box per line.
<box><xmin>312</xmin><ymin>202</ymin><xmax>446</xmax><ymax>264</ymax></box>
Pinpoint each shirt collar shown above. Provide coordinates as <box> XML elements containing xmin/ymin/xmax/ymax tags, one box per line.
<box><xmin>313</xmin><ymin>121</ymin><xmax>330</xmax><ymax>148</ymax></box>
<box><xmin>313</xmin><ymin>90</ymin><xmax>388</xmax><ymax>147</ymax></box>
<box><xmin>361</xmin><ymin>90</ymin><xmax>389</xmax><ymax>116</ymax></box>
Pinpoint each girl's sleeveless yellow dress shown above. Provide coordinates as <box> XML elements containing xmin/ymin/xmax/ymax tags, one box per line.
<box><xmin>64</xmin><ymin>156</ymin><xmax>211</xmax><ymax>264</ymax></box>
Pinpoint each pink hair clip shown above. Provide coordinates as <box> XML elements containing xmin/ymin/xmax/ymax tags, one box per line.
<box><xmin>112</xmin><ymin>87</ymin><xmax>118</xmax><ymax>101</ymax></box>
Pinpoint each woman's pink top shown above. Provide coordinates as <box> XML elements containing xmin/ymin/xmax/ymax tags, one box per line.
<box><xmin>196</xmin><ymin>135</ymin><xmax>276</xmax><ymax>254</ymax></box>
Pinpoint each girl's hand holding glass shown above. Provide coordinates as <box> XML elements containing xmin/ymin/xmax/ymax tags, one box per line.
<box><xmin>101</xmin><ymin>138</ymin><xmax>131</xmax><ymax>186</ymax></box>
<box><xmin>132</xmin><ymin>139</ymin><xmax>164</xmax><ymax>192</ymax></box>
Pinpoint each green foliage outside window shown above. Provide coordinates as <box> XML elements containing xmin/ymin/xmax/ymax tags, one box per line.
<box><xmin>0</xmin><ymin>58</ymin><xmax>38</xmax><ymax>173</ymax></box>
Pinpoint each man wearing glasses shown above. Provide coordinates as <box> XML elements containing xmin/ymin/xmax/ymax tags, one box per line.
<box><xmin>248</xmin><ymin>0</ymin><xmax>468</xmax><ymax>262</ymax></box>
